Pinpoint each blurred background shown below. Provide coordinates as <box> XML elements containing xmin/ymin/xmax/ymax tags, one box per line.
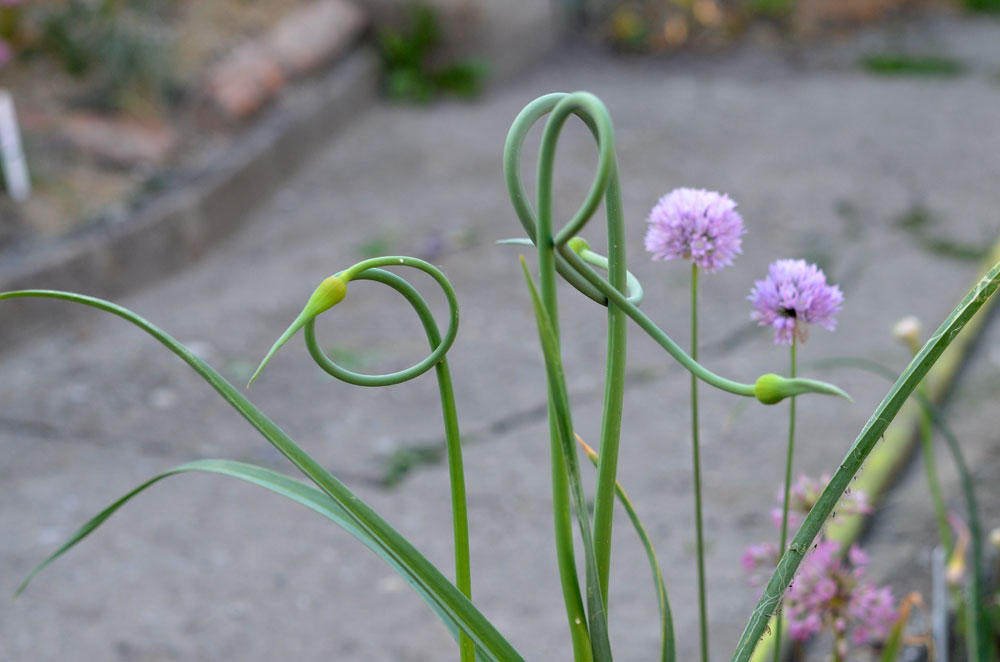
<box><xmin>1</xmin><ymin>1</ymin><xmax>999</xmax><ymax>661</ymax></box>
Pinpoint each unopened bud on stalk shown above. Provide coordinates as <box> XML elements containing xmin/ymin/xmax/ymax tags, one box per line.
<box><xmin>753</xmin><ymin>373</ymin><xmax>852</xmax><ymax>405</ymax></box>
<box><xmin>247</xmin><ymin>275</ymin><xmax>347</xmax><ymax>387</ymax></box>
<box><xmin>892</xmin><ymin>316</ymin><xmax>922</xmax><ymax>354</ymax></box>
<box><xmin>567</xmin><ymin>237</ymin><xmax>590</xmax><ymax>255</ymax></box>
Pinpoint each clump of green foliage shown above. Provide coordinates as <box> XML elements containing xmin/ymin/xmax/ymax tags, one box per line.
<box><xmin>377</xmin><ymin>5</ymin><xmax>490</xmax><ymax>104</ymax></box>
<box><xmin>1</xmin><ymin>0</ymin><xmax>173</xmax><ymax>114</ymax></box>
<box><xmin>963</xmin><ymin>0</ymin><xmax>1000</xmax><ymax>12</ymax></box>
<box><xmin>861</xmin><ymin>53</ymin><xmax>965</xmax><ymax>78</ymax></box>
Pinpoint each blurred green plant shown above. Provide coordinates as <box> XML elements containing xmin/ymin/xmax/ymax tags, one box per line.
<box><xmin>38</xmin><ymin>0</ymin><xmax>171</xmax><ymax>113</ymax></box>
<box><xmin>1</xmin><ymin>0</ymin><xmax>172</xmax><ymax>114</ymax></box>
<box><xmin>963</xmin><ymin>0</ymin><xmax>1000</xmax><ymax>13</ymax></box>
<box><xmin>861</xmin><ymin>53</ymin><xmax>965</xmax><ymax>77</ymax></box>
<box><xmin>377</xmin><ymin>5</ymin><xmax>489</xmax><ymax>104</ymax></box>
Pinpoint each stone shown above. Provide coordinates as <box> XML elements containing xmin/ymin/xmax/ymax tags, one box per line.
<box><xmin>205</xmin><ymin>43</ymin><xmax>285</xmax><ymax>121</ymax></box>
<box><xmin>266</xmin><ymin>0</ymin><xmax>368</xmax><ymax>78</ymax></box>
<box><xmin>60</xmin><ymin>113</ymin><xmax>177</xmax><ymax>168</ymax></box>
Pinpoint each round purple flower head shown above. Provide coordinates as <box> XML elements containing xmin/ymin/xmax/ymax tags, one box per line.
<box><xmin>644</xmin><ymin>188</ymin><xmax>745</xmax><ymax>273</ymax></box>
<box><xmin>748</xmin><ymin>259</ymin><xmax>843</xmax><ymax>345</ymax></box>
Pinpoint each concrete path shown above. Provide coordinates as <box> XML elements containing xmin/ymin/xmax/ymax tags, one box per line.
<box><xmin>3</xmin><ymin>26</ymin><xmax>1000</xmax><ymax>661</ymax></box>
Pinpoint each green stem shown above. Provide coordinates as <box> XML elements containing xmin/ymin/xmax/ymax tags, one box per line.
<box><xmin>731</xmin><ymin>259</ymin><xmax>1000</xmax><ymax>662</ymax></box>
<box><xmin>434</xmin><ymin>340</ymin><xmax>475</xmax><ymax>662</ymax></box>
<box><xmin>917</xmin><ymin>379</ymin><xmax>951</xmax><ymax>555</ymax></box>
<box><xmin>921</xmin><ymin>396</ymin><xmax>988</xmax><ymax>660</ymax></box>
<box><xmin>772</xmin><ymin>338</ymin><xmax>797</xmax><ymax>662</ymax></box>
<box><xmin>591</xmin><ymin>150</ymin><xmax>628</xmax><ymax>615</ymax></box>
<box><xmin>691</xmin><ymin>264</ymin><xmax>709</xmax><ymax>662</ymax></box>
<box><xmin>559</xmin><ymin>245</ymin><xmax>756</xmax><ymax>397</ymax></box>
<box><xmin>535</xmin><ymin>94</ymin><xmax>614</xmax><ymax>661</ymax></box>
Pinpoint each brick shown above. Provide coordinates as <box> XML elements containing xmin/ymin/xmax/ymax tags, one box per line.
<box><xmin>206</xmin><ymin>43</ymin><xmax>285</xmax><ymax>120</ymax></box>
<box><xmin>61</xmin><ymin>113</ymin><xmax>177</xmax><ymax>168</ymax></box>
<box><xmin>266</xmin><ymin>0</ymin><xmax>368</xmax><ymax>78</ymax></box>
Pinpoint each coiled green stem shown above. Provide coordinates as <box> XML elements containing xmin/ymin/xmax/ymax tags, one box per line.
<box><xmin>252</xmin><ymin>256</ymin><xmax>472</xmax><ymax>662</ymax></box>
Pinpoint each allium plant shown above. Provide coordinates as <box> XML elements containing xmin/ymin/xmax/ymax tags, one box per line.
<box><xmin>645</xmin><ymin>186</ymin><xmax>745</xmax><ymax>662</ymax></box>
<box><xmin>5</xmin><ymin>91</ymin><xmax>1000</xmax><ymax>662</ymax></box>
<box><xmin>748</xmin><ymin>259</ymin><xmax>844</xmax><ymax>660</ymax></box>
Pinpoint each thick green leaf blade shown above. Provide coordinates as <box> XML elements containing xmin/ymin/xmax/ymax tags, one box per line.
<box><xmin>0</xmin><ymin>290</ymin><xmax>521</xmax><ymax>662</ymax></box>
<box><xmin>578</xmin><ymin>437</ymin><xmax>675</xmax><ymax>662</ymax></box>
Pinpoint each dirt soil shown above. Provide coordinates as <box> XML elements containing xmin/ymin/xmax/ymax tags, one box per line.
<box><xmin>0</xmin><ymin>0</ymin><xmax>306</xmax><ymax>249</ymax></box>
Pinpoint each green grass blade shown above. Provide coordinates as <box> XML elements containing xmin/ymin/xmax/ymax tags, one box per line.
<box><xmin>15</xmin><ymin>458</ymin><xmax>490</xmax><ymax>658</ymax></box>
<box><xmin>579</xmin><ymin>437</ymin><xmax>676</xmax><ymax>662</ymax></box>
<box><xmin>0</xmin><ymin>290</ymin><xmax>522</xmax><ymax>662</ymax></box>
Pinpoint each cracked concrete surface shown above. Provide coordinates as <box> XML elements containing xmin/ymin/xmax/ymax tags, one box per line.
<box><xmin>3</xmin><ymin>23</ymin><xmax>1000</xmax><ymax>662</ymax></box>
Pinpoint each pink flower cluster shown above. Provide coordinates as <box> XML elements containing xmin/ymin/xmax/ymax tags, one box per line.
<box><xmin>785</xmin><ymin>540</ymin><xmax>896</xmax><ymax>650</ymax></box>
<box><xmin>741</xmin><ymin>475</ymin><xmax>897</xmax><ymax>654</ymax></box>
<box><xmin>644</xmin><ymin>188</ymin><xmax>745</xmax><ymax>273</ymax></box>
<box><xmin>770</xmin><ymin>473</ymin><xmax>871</xmax><ymax>532</ymax></box>
<box><xmin>748</xmin><ymin>259</ymin><xmax>844</xmax><ymax>345</ymax></box>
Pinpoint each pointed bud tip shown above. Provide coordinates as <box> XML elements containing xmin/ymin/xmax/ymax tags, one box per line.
<box><xmin>248</xmin><ymin>276</ymin><xmax>348</xmax><ymax>387</ymax></box>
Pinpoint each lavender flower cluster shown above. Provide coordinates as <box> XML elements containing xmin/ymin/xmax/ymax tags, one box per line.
<box><xmin>643</xmin><ymin>188</ymin><xmax>843</xmax><ymax>345</ymax></box>
<box><xmin>741</xmin><ymin>475</ymin><xmax>897</xmax><ymax>653</ymax></box>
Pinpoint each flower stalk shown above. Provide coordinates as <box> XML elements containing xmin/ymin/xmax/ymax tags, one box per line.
<box><xmin>691</xmin><ymin>263</ymin><xmax>710</xmax><ymax>662</ymax></box>
<box><xmin>772</xmin><ymin>338</ymin><xmax>797</xmax><ymax>662</ymax></box>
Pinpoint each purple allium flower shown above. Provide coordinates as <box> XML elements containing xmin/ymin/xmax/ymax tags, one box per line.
<box><xmin>847</xmin><ymin>582</ymin><xmax>896</xmax><ymax>645</ymax></box>
<box><xmin>748</xmin><ymin>259</ymin><xmax>844</xmax><ymax>344</ymax></box>
<box><xmin>783</xmin><ymin>540</ymin><xmax>897</xmax><ymax>647</ymax></box>
<box><xmin>644</xmin><ymin>188</ymin><xmax>745</xmax><ymax>273</ymax></box>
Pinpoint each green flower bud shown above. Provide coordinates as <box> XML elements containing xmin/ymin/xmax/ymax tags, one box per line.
<box><xmin>567</xmin><ymin>236</ymin><xmax>590</xmax><ymax>255</ymax></box>
<box><xmin>754</xmin><ymin>373</ymin><xmax>787</xmax><ymax>405</ymax></box>
<box><xmin>754</xmin><ymin>373</ymin><xmax>852</xmax><ymax>405</ymax></box>
<box><xmin>303</xmin><ymin>275</ymin><xmax>347</xmax><ymax>318</ymax></box>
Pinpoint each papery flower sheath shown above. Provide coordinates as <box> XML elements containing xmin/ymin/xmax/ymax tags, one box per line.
<box><xmin>644</xmin><ymin>188</ymin><xmax>745</xmax><ymax>273</ymax></box>
<box><xmin>748</xmin><ymin>259</ymin><xmax>843</xmax><ymax>344</ymax></box>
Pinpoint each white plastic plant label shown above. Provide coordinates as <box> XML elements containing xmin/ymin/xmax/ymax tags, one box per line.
<box><xmin>0</xmin><ymin>89</ymin><xmax>30</xmax><ymax>202</ymax></box>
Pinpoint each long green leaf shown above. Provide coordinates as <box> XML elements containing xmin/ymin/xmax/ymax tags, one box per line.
<box><xmin>1</xmin><ymin>290</ymin><xmax>522</xmax><ymax>662</ymax></box>
<box><xmin>17</xmin><ymin>458</ymin><xmax>488</xmax><ymax>659</ymax></box>
<box><xmin>578</xmin><ymin>437</ymin><xmax>676</xmax><ymax>662</ymax></box>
